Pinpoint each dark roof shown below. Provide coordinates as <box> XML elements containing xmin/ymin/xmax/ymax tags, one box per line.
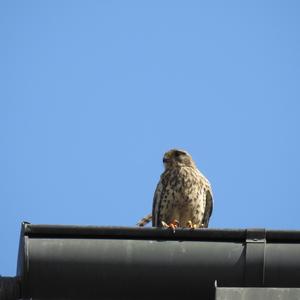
<box><xmin>10</xmin><ymin>223</ymin><xmax>300</xmax><ymax>300</ymax></box>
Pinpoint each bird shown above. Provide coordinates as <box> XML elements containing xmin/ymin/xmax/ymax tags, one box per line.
<box><xmin>137</xmin><ymin>149</ymin><xmax>213</xmax><ymax>229</ymax></box>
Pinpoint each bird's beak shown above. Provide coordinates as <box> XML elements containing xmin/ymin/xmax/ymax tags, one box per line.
<box><xmin>163</xmin><ymin>158</ymin><xmax>170</xmax><ymax>163</ymax></box>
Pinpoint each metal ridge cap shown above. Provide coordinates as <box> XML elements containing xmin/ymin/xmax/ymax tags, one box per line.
<box><xmin>22</xmin><ymin>223</ymin><xmax>247</xmax><ymax>241</ymax></box>
<box><xmin>266</xmin><ymin>230</ymin><xmax>300</xmax><ymax>242</ymax></box>
<box><xmin>22</xmin><ymin>223</ymin><xmax>300</xmax><ymax>242</ymax></box>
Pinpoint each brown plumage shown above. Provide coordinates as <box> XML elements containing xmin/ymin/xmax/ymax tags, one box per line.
<box><xmin>137</xmin><ymin>149</ymin><xmax>213</xmax><ymax>228</ymax></box>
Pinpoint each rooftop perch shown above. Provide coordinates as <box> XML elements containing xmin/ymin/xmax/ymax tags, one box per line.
<box><xmin>2</xmin><ymin>222</ymin><xmax>300</xmax><ymax>299</ymax></box>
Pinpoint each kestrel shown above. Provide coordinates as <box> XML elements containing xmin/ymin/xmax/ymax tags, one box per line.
<box><xmin>137</xmin><ymin>149</ymin><xmax>213</xmax><ymax>229</ymax></box>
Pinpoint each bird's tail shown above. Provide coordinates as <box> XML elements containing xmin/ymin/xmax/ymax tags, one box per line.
<box><xmin>136</xmin><ymin>213</ymin><xmax>152</xmax><ymax>227</ymax></box>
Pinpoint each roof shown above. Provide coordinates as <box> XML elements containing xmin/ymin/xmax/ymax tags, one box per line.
<box><xmin>7</xmin><ymin>223</ymin><xmax>300</xmax><ymax>299</ymax></box>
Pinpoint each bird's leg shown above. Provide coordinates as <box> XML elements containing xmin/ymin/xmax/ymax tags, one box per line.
<box><xmin>161</xmin><ymin>219</ymin><xmax>179</xmax><ymax>233</ymax></box>
<box><xmin>187</xmin><ymin>220</ymin><xmax>197</xmax><ymax>229</ymax></box>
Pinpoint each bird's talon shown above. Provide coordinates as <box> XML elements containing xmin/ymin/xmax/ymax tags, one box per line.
<box><xmin>161</xmin><ymin>220</ymin><xmax>179</xmax><ymax>233</ymax></box>
<box><xmin>170</xmin><ymin>224</ymin><xmax>176</xmax><ymax>233</ymax></box>
<box><xmin>161</xmin><ymin>221</ymin><xmax>169</xmax><ymax>228</ymax></box>
<box><xmin>187</xmin><ymin>220</ymin><xmax>197</xmax><ymax>229</ymax></box>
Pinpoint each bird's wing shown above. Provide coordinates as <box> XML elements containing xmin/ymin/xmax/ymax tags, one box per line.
<box><xmin>152</xmin><ymin>179</ymin><xmax>164</xmax><ymax>227</ymax></box>
<box><xmin>202</xmin><ymin>187</ymin><xmax>213</xmax><ymax>228</ymax></box>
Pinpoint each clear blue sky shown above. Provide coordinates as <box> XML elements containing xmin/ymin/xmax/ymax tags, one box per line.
<box><xmin>1</xmin><ymin>1</ymin><xmax>300</xmax><ymax>275</ymax></box>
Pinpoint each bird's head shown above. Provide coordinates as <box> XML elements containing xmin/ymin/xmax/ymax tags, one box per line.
<box><xmin>163</xmin><ymin>149</ymin><xmax>196</xmax><ymax>169</ymax></box>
